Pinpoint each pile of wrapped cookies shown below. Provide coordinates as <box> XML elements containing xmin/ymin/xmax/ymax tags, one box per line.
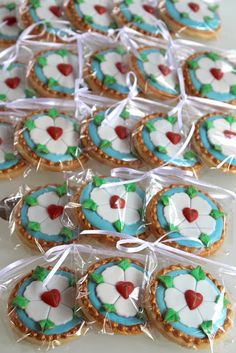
<box><xmin>0</xmin><ymin>0</ymin><xmax>236</xmax><ymax>352</ymax></box>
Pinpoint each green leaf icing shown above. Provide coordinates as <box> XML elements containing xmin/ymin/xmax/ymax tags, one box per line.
<box><xmin>186</xmin><ymin>186</ymin><xmax>198</xmax><ymax>198</ymax></box>
<box><xmin>13</xmin><ymin>296</ymin><xmax>29</xmax><ymax>309</ymax></box>
<box><xmin>56</xmin><ymin>183</ymin><xmax>67</xmax><ymax>196</ymax></box>
<box><xmin>48</xmin><ymin>108</ymin><xmax>59</xmax><ymax>118</ymax></box>
<box><xmin>158</xmin><ymin>275</ymin><xmax>173</xmax><ymax>288</ymax></box>
<box><xmin>28</xmin><ymin>221</ymin><xmax>40</xmax><ymax>232</ymax></box>
<box><xmin>118</xmin><ymin>259</ymin><xmax>131</xmax><ymax>270</ymax></box>
<box><xmin>125</xmin><ymin>183</ymin><xmax>136</xmax><ymax>192</ymax></box>
<box><xmin>93</xmin><ymin>176</ymin><xmax>105</xmax><ymax>187</ymax></box>
<box><xmin>210</xmin><ymin>210</ymin><xmax>224</xmax><ymax>219</ymax></box>
<box><xmin>90</xmin><ymin>272</ymin><xmax>104</xmax><ymax>284</ymax></box>
<box><xmin>40</xmin><ymin>319</ymin><xmax>55</xmax><ymax>331</ymax></box>
<box><xmin>191</xmin><ymin>266</ymin><xmax>206</xmax><ymax>281</ymax></box>
<box><xmin>32</xmin><ymin>266</ymin><xmax>48</xmax><ymax>282</ymax></box>
<box><xmin>24</xmin><ymin>195</ymin><xmax>38</xmax><ymax>206</ymax></box>
<box><xmin>164</xmin><ymin>308</ymin><xmax>180</xmax><ymax>322</ymax></box>
<box><xmin>113</xmin><ymin>219</ymin><xmax>125</xmax><ymax>232</ymax></box>
<box><xmin>82</xmin><ymin>199</ymin><xmax>98</xmax><ymax>211</ymax></box>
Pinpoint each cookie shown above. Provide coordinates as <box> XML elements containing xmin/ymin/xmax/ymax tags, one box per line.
<box><xmin>147</xmin><ymin>264</ymin><xmax>232</xmax><ymax>348</ymax></box>
<box><xmin>73</xmin><ymin>176</ymin><xmax>146</xmax><ymax>245</ymax></box>
<box><xmin>132</xmin><ymin>113</ymin><xmax>202</xmax><ymax>171</ymax></box>
<box><xmin>158</xmin><ymin>0</ymin><xmax>221</xmax><ymax>39</ymax></box>
<box><xmin>130</xmin><ymin>47</ymin><xmax>180</xmax><ymax>100</ymax></box>
<box><xmin>64</xmin><ymin>0</ymin><xmax>117</xmax><ymax>34</ymax></box>
<box><xmin>113</xmin><ymin>0</ymin><xmax>161</xmax><ymax>37</ymax></box>
<box><xmin>15</xmin><ymin>183</ymin><xmax>78</xmax><ymax>251</ymax></box>
<box><xmin>8</xmin><ymin>266</ymin><xmax>85</xmax><ymax>344</ymax></box>
<box><xmin>28</xmin><ymin>49</ymin><xmax>78</xmax><ymax>99</ymax></box>
<box><xmin>0</xmin><ymin>3</ymin><xmax>21</xmax><ymax>48</ymax></box>
<box><xmin>146</xmin><ymin>185</ymin><xmax>226</xmax><ymax>257</ymax></box>
<box><xmin>81</xmin><ymin>108</ymin><xmax>143</xmax><ymax>168</ymax></box>
<box><xmin>183</xmin><ymin>51</ymin><xmax>236</xmax><ymax>104</ymax></box>
<box><xmin>0</xmin><ymin>63</ymin><xmax>37</xmax><ymax>102</ymax></box>
<box><xmin>15</xmin><ymin>109</ymin><xmax>87</xmax><ymax>172</ymax></box>
<box><xmin>78</xmin><ymin>257</ymin><xmax>147</xmax><ymax>334</ymax></box>
<box><xmin>0</xmin><ymin>119</ymin><xmax>27</xmax><ymax>180</ymax></box>
<box><xmin>193</xmin><ymin>113</ymin><xmax>236</xmax><ymax>174</ymax></box>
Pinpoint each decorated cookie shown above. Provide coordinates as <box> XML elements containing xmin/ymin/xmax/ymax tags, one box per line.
<box><xmin>130</xmin><ymin>47</ymin><xmax>180</xmax><ymax>100</ymax></box>
<box><xmin>146</xmin><ymin>185</ymin><xmax>225</xmax><ymax>256</ymax></box>
<box><xmin>0</xmin><ymin>63</ymin><xmax>37</xmax><ymax>102</ymax></box>
<box><xmin>19</xmin><ymin>0</ymin><xmax>72</xmax><ymax>42</ymax></box>
<box><xmin>158</xmin><ymin>0</ymin><xmax>221</xmax><ymax>39</ymax></box>
<box><xmin>85</xmin><ymin>46</ymin><xmax>134</xmax><ymax>99</ymax></box>
<box><xmin>15</xmin><ymin>184</ymin><xmax>78</xmax><ymax>251</ymax></box>
<box><xmin>113</xmin><ymin>0</ymin><xmax>161</xmax><ymax>37</ymax></box>
<box><xmin>147</xmin><ymin>264</ymin><xmax>232</xmax><ymax>348</ymax></box>
<box><xmin>0</xmin><ymin>120</ymin><xmax>27</xmax><ymax>180</ymax></box>
<box><xmin>193</xmin><ymin>113</ymin><xmax>236</xmax><ymax>174</ymax></box>
<box><xmin>183</xmin><ymin>51</ymin><xmax>236</xmax><ymax>104</ymax></box>
<box><xmin>28</xmin><ymin>49</ymin><xmax>78</xmax><ymax>99</ymax></box>
<box><xmin>79</xmin><ymin>257</ymin><xmax>147</xmax><ymax>334</ymax></box>
<box><xmin>8</xmin><ymin>266</ymin><xmax>85</xmax><ymax>344</ymax></box>
<box><xmin>81</xmin><ymin>108</ymin><xmax>143</xmax><ymax>168</ymax></box>
<box><xmin>132</xmin><ymin>113</ymin><xmax>201</xmax><ymax>171</ymax></box>
<box><xmin>73</xmin><ymin>176</ymin><xmax>146</xmax><ymax>245</ymax></box>
<box><xmin>16</xmin><ymin>109</ymin><xmax>87</xmax><ymax>172</ymax></box>
<box><xmin>0</xmin><ymin>3</ymin><xmax>21</xmax><ymax>47</ymax></box>
<box><xmin>65</xmin><ymin>0</ymin><xmax>117</xmax><ymax>34</ymax></box>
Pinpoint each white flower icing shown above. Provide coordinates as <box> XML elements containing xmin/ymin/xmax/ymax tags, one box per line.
<box><xmin>0</xmin><ymin>64</ymin><xmax>27</xmax><ymax>101</ymax></box>
<box><xmin>174</xmin><ymin>0</ymin><xmax>214</xmax><ymax>23</ymax></box>
<box><xmin>207</xmin><ymin>118</ymin><xmax>236</xmax><ymax>156</ymax></box>
<box><xmin>99</xmin><ymin>51</ymin><xmax>130</xmax><ymax>86</ymax></box>
<box><xmin>0</xmin><ymin>5</ymin><xmax>21</xmax><ymax>37</ymax></box>
<box><xmin>79</xmin><ymin>0</ymin><xmax>113</xmax><ymax>27</ymax></box>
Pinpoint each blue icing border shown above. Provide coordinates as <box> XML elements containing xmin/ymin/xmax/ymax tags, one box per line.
<box><xmin>165</xmin><ymin>0</ymin><xmax>220</xmax><ymax>30</ymax></box>
<box><xmin>20</xmin><ymin>185</ymin><xmax>78</xmax><ymax>243</ymax></box>
<box><xmin>23</xmin><ymin>113</ymin><xmax>79</xmax><ymax>163</ymax></box>
<box><xmin>141</xmin><ymin>117</ymin><xmax>198</xmax><ymax>167</ymax></box>
<box><xmin>156</xmin><ymin>187</ymin><xmax>224</xmax><ymax>248</ymax></box>
<box><xmin>136</xmin><ymin>48</ymin><xmax>179</xmax><ymax>95</ymax></box>
<box><xmin>91</xmin><ymin>48</ymin><xmax>129</xmax><ymax>94</ymax></box>
<box><xmin>80</xmin><ymin>177</ymin><xmax>145</xmax><ymax>236</ymax></box>
<box><xmin>0</xmin><ymin>122</ymin><xmax>20</xmax><ymax>170</ymax></box>
<box><xmin>16</xmin><ymin>270</ymin><xmax>82</xmax><ymax>335</ymax></box>
<box><xmin>199</xmin><ymin>115</ymin><xmax>236</xmax><ymax>166</ymax></box>
<box><xmin>88</xmin><ymin>260</ymin><xmax>144</xmax><ymax>326</ymax></box>
<box><xmin>156</xmin><ymin>268</ymin><xmax>227</xmax><ymax>338</ymax></box>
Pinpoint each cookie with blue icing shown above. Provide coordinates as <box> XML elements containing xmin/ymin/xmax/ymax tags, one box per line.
<box><xmin>146</xmin><ymin>184</ymin><xmax>225</xmax><ymax>256</ymax></box>
<box><xmin>8</xmin><ymin>266</ymin><xmax>85</xmax><ymax>344</ymax></box>
<box><xmin>79</xmin><ymin>257</ymin><xmax>147</xmax><ymax>334</ymax></box>
<box><xmin>28</xmin><ymin>49</ymin><xmax>78</xmax><ymax>99</ymax></box>
<box><xmin>113</xmin><ymin>0</ymin><xmax>161</xmax><ymax>37</ymax></box>
<box><xmin>15</xmin><ymin>183</ymin><xmax>78</xmax><ymax>250</ymax></box>
<box><xmin>147</xmin><ymin>264</ymin><xmax>232</xmax><ymax>348</ymax></box>
<box><xmin>73</xmin><ymin>176</ymin><xmax>146</xmax><ymax>245</ymax></box>
<box><xmin>16</xmin><ymin>109</ymin><xmax>87</xmax><ymax>172</ymax></box>
<box><xmin>81</xmin><ymin>108</ymin><xmax>143</xmax><ymax>168</ymax></box>
<box><xmin>130</xmin><ymin>46</ymin><xmax>180</xmax><ymax>100</ymax></box>
<box><xmin>65</xmin><ymin>0</ymin><xmax>117</xmax><ymax>34</ymax></box>
<box><xmin>0</xmin><ymin>3</ymin><xmax>21</xmax><ymax>48</ymax></box>
<box><xmin>132</xmin><ymin>113</ymin><xmax>202</xmax><ymax>171</ymax></box>
<box><xmin>158</xmin><ymin>0</ymin><xmax>221</xmax><ymax>39</ymax></box>
<box><xmin>193</xmin><ymin>113</ymin><xmax>236</xmax><ymax>174</ymax></box>
<box><xmin>183</xmin><ymin>51</ymin><xmax>236</xmax><ymax>104</ymax></box>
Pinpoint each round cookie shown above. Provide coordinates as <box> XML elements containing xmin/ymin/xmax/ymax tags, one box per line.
<box><xmin>64</xmin><ymin>0</ymin><xmax>117</xmax><ymax>34</ymax></box>
<box><xmin>130</xmin><ymin>47</ymin><xmax>180</xmax><ymax>100</ymax></box>
<box><xmin>0</xmin><ymin>120</ymin><xmax>27</xmax><ymax>180</ymax></box>
<box><xmin>0</xmin><ymin>3</ymin><xmax>21</xmax><ymax>48</ymax></box>
<box><xmin>79</xmin><ymin>257</ymin><xmax>147</xmax><ymax>334</ymax></box>
<box><xmin>183</xmin><ymin>51</ymin><xmax>236</xmax><ymax>104</ymax></box>
<box><xmin>73</xmin><ymin>176</ymin><xmax>146</xmax><ymax>245</ymax></box>
<box><xmin>158</xmin><ymin>0</ymin><xmax>221</xmax><ymax>39</ymax></box>
<box><xmin>8</xmin><ymin>266</ymin><xmax>85</xmax><ymax>344</ymax></box>
<box><xmin>193</xmin><ymin>113</ymin><xmax>236</xmax><ymax>174</ymax></box>
<box><xmin>146</xmin><ymin>185</ymin><xmax>226</xmax><ymax>257</ymax></box>
<box><xmin>113</xmin><ymin>0</ymin><xmax>161</xmax><ymax>37</ymax></box>
<box><xmin>15</xmin><ymin>109</ymin><xmax>87</xmax><ymax>172</ymax></box>
<box><xmin>15</xmin><ymin>183</ymin><xmax>78</xmax><ymax>251</ymax></box>
<box><xmin>81</xmin><ymin>108</ymin><xmax>143</xmax><ymax>168</ymax></box>
<box><xmin>147</xmin><ymin>264</ymin><xmax>232</xmax><ymax>348</ymax></box>
<box><xmin>132</xmin><ymin>113</ymin><xmax>201</xmax><ymax>171</ymax></box>
<box><xmin>28</xmin><ymin>49</ymin><xmax>78</xmax><ymax>99</ymax></box>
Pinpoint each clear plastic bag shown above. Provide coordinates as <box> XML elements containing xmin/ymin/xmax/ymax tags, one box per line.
<box><xmin>0</xmin><ymin>2</ymin><xmax>22</xmax><ymax>48</ymax></box>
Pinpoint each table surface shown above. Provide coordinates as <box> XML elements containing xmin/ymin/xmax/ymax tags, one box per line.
<box><xmin>0</xmin><ymin>1</ymin><xmax>236</xmax><ymax>352</ymax></box>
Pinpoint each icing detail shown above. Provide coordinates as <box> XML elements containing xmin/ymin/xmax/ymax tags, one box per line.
<box><xmin>166</xmin><ymin>131</ymin><xmax>182</xmax><ymax>145</ymax></box>
<box><xmin>57</xmin><ymin>63</ymin><xmax>73</xmax><ymax>76</ymax></box>
<box><xmin>182</xmin><ymin>207</ymin><xmax>199</xmax><ymax>223</ymax></box>
<box><xmin>49</xmin><ymin>6</ymin><xmax>62</xmax><ymax>17</ymax></box>
<box><xmin>41</xmin><ymin>289</ymin><xmax>61</xmax><ymax>308</ymax></box>
<box><xmin>185</xmin><ymin>290</ymin><xmax>203</xmax><ymax>310</ymax></box>
<box><xmin>116</xmin><ymin>281</ymin><xmax>134</xmax><ymax>299</ymax></box>
<box><xmin>0</xmin><ymin>4</ymin><xmax>21</xmax><ymax>40</ymax></box>
<box><xmin>110</xmin><ymin>195</ymin><xmax>126</xmax><ymax>209</ymax></box>
<box><xmin>47</xmin><ymin>204</ymin><xmax>64</xmax><ymax>220</ymax></box>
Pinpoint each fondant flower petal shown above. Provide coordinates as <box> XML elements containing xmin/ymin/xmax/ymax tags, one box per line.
<box><xmin>37</xmin><ymin>191</ymin><xmax>59</xmax><ymax>207</ymax></box>
<box><xmin>196</xmin><ymin>215</ymin><xmax>216</xmax><ymax>234</ymax></box>
<box><xmin>164</xmin><ymin>192</ymin><xmax>190</xmax><ymax>225</ymax></box>
<box><xmin>27</xmin><ymin>205</ymin><xmax>48</xmax><ymax>223</ymax></box>
<box><xmin>125</xmin><ymin>192</ymin><xmax>143</xmax><ymax>210</ymax></box>
<box><xmin>173</xmin><ymin>274</ymin><xmax>196</xmax><ymax>293</ymax></box>
<box><xmin>122</xmin><ymin>208</ymin><xmax>140</xmax><ymax>225</ymax></box>
<box><xmin>196</xmin><ymin>279</ymin><xmax>218</xmax><ymax>302</ymax></box>
<box><xmin>174</xmin><ymin>1</ymin><xmax>189</xmax><ymax>13</ymax></box>
<box><xmin>198</xmin><ymin>58</ymin><xmax>215</xmax><ymax>70</ymax></box>
<box><xmin>90</xmin><ymin>188</ymin><xmax>110</xmax><ymax>205</ymax></box>
<box><xmin>191</xmin><ymin>196</ymin><xmax>212</xmax><ymax>215</ymax></box>
<box><xmin>212</xmin><ymin>118</ymin><xmax>230</xmax><ymax>131</ymax></box>
<box><xmin>61</xmin><ymin>287</ymin><xmax>76</xmax><ymax>308</ymax></box>
<box><xmin>150</xmin><ymin>130</ymin><xmax>170</xmax><ymax>147</ymax></box>
<box><xmin>178</xmin><ymin>222</ymin><xmax>201</xmax><ymax>238</ymax></box>
<box><xmin>57</xmin><ymin>75</ymin><xmax>75</xmax><ymax>89</ymax></box>
<box><xmin>178</xmin><ymin>305</ymin><xmax>203</xmax><ymax>328</ymax></box>
<box><xmin>33</xmin><ymin>115</ymin><xmax>54</xmax><ymax>129</ymax></box>
<box><xmin>43</xmin><ymin>65</ymin><xmax>61</xmax><ymax>81</ymax></box>
<box><xmin>96</xmin><ymin>283</ymin><xmax>120</xmax><ymax>304</ymax></box>
<box><xmin>224</xmin><ymin>72</ymin><xmax>236</xmax><ymax>86</ymax></box>
<box><xmin>55</xmin><ymin>117</ymin><xmax>74</xmax><ymax>132</ymax></box>
<box><xmin>46</xmin><ymin>139</ymin><xmax>68</xmax><ymax>155</ymax></box>
<box><xmin>143</xmin><ymin>61</ymin><xmax>156</xmax><ymax>77</ymax></box>
<box><xmin>62</xmin><ymin>131</ymin><xmax>79</xmax><ymax>147</ymax></box>
<box><xmin>98</xmin><ymin>124</ymin><xmax>117</xmax><ymax>141</ymax></box>
<box><xmin>24</xmin><ymin>280</ymin><xmax>45</xmax><ymax>300</ymax></box>
<box><xmin>125</xmin><ymin>267</ymin><xmax>143</xmax><ymax>287</ymax></box>
<box><xmin>40</xmin><ymin>217</ymin><xmax>62</xmax><ymax>236</ymax></box>
<box><xmin>0</xmin><ymin>150</ymin><xmax>5</xmax><ymax>163</ymax></box>
<box><xmin>207</xmin><ymin>128</ymin><xmax>225</xmax><ymax>146</ymax></box>
<box><xmin>195</xmin><ymin>69</ymin><xmax>213</xmax><ymax>85</ymax></box>
<box><xmin>30</xmin><ymin>128</ymin><xmax>51</xmax><ymax>145</ymax></box>
<box><xmin>101</xmin><ymin>265</ymin><xmax>124</xmax><ymax>285</ymax></box>
<box><xmin>212</xmin><ymin>79</ymin><xmax>230</xmax><ymax>94</ymax></box>
<box><xmin>164</xmin><ymin>288</ymin><xmax>187</xmax><ymax>311</ymax></box>
<box><xmin>25</xmin><ymin>301</ymin><xmax>50</xmax><ymax>322</ymax></box>
<box><xmin>198</xmin><ymin>301</ymin><xmax>221</xmax><ymax>322</ymax></box>
<box><xmin>105</xmin><ymin>185</ymin><xmax>126</xmax><ymax>197</ymax></box>
<box><xmin>112</xmin><ymin>137</ymin><xmax>131</xmax><ymax>153</ymax></box>
<box><xmin>100</xmin><ymin>52</ymin><xmax>123</xmax><ymax>76</ymax></box>
<box><xmin>114</xmin><ymin>296</ymin><xmax>138</xmax><ymax>317</ymax></box>
<box><xmin>46</xmin><ymin>274</ymin><xmax>69</xmax><ymax>292</ymax></box>
<box><xmin>165</xmin><ymin>142</ymin><xmax>182</xmax><ymax>157</ymax></box>
<box><xmin>48</xmin><ymin>304</ymin><xmax>74</xmax><ymax>325</ymax></box>
<box><xmin>46</xmin><ymin>54</ymin><xmax>62</xmax><ymax>67</ymax></box>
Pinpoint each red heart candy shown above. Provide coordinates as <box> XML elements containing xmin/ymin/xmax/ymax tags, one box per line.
<box><xmin>182</xmin><ymin>207</ymin><xmax>198</xmax><ymax>223</ymax></box>
<box><xmin>3</xmin><ymin>16</ymin><xmax>17</xmax><ymax>26</ymax></box>
<box><xmin>224</xmin><ymin>130</ymin><xmax>236</xmax><ymax>139</ymax></box>
<box><xmin>47</xmin><ymin>126</ymin><xmax>63</xmax><ymax>140</ymax></box>
<box><xmin>5</xmin><ymin>77</ymin><xmax>21</xmax><ymax>89</ymax></box>
<box><xmin>210</xmin><ymin>68</ymin><xmax>224</xmax><ymax>80</ymax></box>
<box><xmin>166</xmin><ymin>131</ymin><xmax>181</xmax><ymax>145</ymax></box>
<box><xmin>188</xmin><ymin>2</ymin><xmax>200</xmax><ymax>12</ymax></box>
<box><xmin>143</xmin><ymin>4</ymin><xmax>155</xmax><ymax>14</ymax></box>
<box><xmin>49</xmin><ymin>6</ymin><xmax>62</xmax><ymax>17</ymax></box>
<box><xmin>47</xmin><ymin>204</ymin><xmax>64</xmax><ymax>220</ymax></box>
<box><xmin>57</xmin><ymin>63</ymin><xmax>73</xmax><ymax>76</ymax></box>
<box><xmin>115</xmin><ymin>62</ymin><xmax>129</xmax><ymax>75</ymax></box>
<box><xmin>185</xmin><ymin>290</ymin><xmax>203</xmax><ymax>310</ymax></box>
<box><xmin>94</xmin><ymin>5</ymin><xmax>107</xmax><ymax>15</ymax></box>
<box><xmin>115</xmin><ymin>125</ymin><xmax>130</xmax><ymax>140</ymax></box>
<box><xmin>41</xmin><ymin>289</ymin><xmax>61</xmax><ymax>308</ymax></box>
<box><xmin>116</xmin><ymin>281</ymin><xmax>134</xmax><ymax>299</ymax></box>
<box><xmin>110</xmin><ymin>195</ymin><xmax>126</xmax><ymax>209</ymax></box>
<box><xmin>158</xmin><ymin>64</ymin><xmax>171</xmax><ymax>76</ymax></box>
